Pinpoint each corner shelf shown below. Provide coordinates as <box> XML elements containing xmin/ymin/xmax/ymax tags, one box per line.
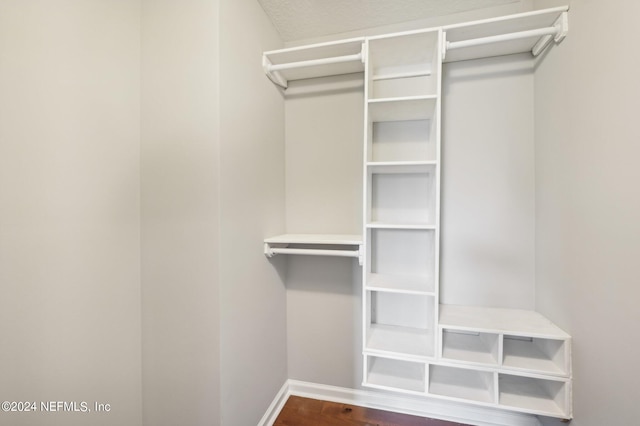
<box><xmin>264</xmin><ymin>234</ymin><xmax>363</xmax><ymax>265</ymax></box>
<box><xmin>438</xmin><ymin>304</ymin><xmax>572</xmax><ymax>418</ymax></box>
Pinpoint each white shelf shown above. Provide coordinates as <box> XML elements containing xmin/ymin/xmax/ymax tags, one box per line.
<box><xmin>498</xmin><ymin>374</ymin><xmax>569</xmax><ymax>417</ymax></box>
<box><xmin>369</xmin><ymin>120</ymin><xmax>436</xmax><ymax>163</ymax></box>
<box><xmin>429</xmin><ymin>365</ymin><xmax>495</xmax><ymax>404</ymax></box>
<box><xmin>262</xmin><ymin>38</ymin><xmax>364</xmax><ymax>88</ymax></box>
<box><xmin>264</xmin><ymin>234</ymin><xmax>362</xmax><ymax>263</ymax></box>
<box><xmin>369</xmin><ymin>228</ymin><xmax>435</xmax><ymax>279</ymax></box>
<box><xmin>368</xmin><ymin>30</ymin><xmax>440</xmax><ymax>99</ymax></box>
<box><xmin>441</xmin><ymin>329</ymin><xmax>499</xmax><ymax>366</ymax></box>
<box><xmin>264</xmin><ymin>234</ymin><xmax>362</xmax><ymax>245</ymax></box>
<box><xmin>368</xmin><ymin>165</ymin><xmax>436</xmax><ymax>226</ymax></box>
<box><xmin>367</xmin><ymin>273</ymin><xmax>434</xmax><ymax>295</ymax></box>
<box><xmin>367</xmin><ymin>161</ymin><xmax>436</xmax><ymax>174</ymax></box>
<box><xmin>263</xmin><ymin>8</ymin><xmax>569</xmax><ymax>87</ymax></box>
<box><xmin>372</xmin><ymin>70</ymin><xmax>431</xmax><ymax>81</ymax></box>
<box><xmin>366</xmin><ymin>222</ymin><xmax>435</xmax><ymax>230</ymax></box>
<box><xmin>365</xmin><ymin>355</ymin><xmax>426</xmax><ymax>394</ymax></box>
<box><xmin>439</xmin><ymin>304</ymin><xmax>570</xmax><ymax>340</ymax></box>
<box><xmin>368</xmin><ymin>96</ymin><xmax>437</xmax><ymax>122</ymax></box>
<box><xmin>443</xmin><ymin>7</ymin><xmax>568</xmax><ymax>62</ymax></box>
<box><xmin>502</xmin><ymin>336</ymin><xmax>568</xmax><ymax>376</ymax></box>
<box><xmin>366</xmin><ymin>324</ymin><xmax>434</xmax><ymax>359</ymax></box>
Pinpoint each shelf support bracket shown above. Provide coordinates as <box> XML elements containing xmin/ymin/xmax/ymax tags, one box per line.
<box><xmin>262</xmin><ymin>55</ymin><xmax>288</xmax><ymax>89</ymax></box>
<box><xmin>532</xmin><ymin>11</ymin><xmax>569</xmax><ymax>56</ymax></box>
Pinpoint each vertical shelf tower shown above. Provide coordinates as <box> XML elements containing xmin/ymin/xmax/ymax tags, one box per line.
<box><xmin>362</xmin><ymin>29</ymin><xmax>442</xmax><ymax>395</ymax></box>
<box><xmin>262</xmin><ymin>6</ymin><xmax>572</xmax><ymax>421</ymax></box>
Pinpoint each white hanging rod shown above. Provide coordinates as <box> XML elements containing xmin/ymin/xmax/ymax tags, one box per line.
<box><xmin>446</xmin><ymin>26</ymin><xmax>559</xmax><ymax>52</ymax></box>
<box><xmin>266</xmin><ymin>247</ymin><xmax>360</xmax><ymax>258</ymax></box>
<box><xmin>267</xmin><ymin>52</ymin><xmax>363</xmax><ymax>73</ymax></box>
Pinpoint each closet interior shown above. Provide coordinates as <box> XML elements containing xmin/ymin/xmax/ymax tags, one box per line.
<box><xmin>262</xmin><ymin>6</ymin><xmax>571</xmax><ymax>420</ymax></box>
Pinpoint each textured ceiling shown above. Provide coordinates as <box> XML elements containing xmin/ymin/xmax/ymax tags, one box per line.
<box><xmin>258</xmin><ymin>0</ymin><xmax>521</xmax><ymax>42</ymax></box>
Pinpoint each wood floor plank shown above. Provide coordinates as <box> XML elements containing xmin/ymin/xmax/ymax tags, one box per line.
<box><xmin>274</xmin><ymin>396</ymin><xmax>470</xmax><ymax>426</ymax></box>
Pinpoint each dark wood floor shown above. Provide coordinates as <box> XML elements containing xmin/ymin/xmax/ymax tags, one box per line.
<box><xmin>274</xmin><ymin>396</ymin><xmax>470</xmax><ymax>426</ymax></box>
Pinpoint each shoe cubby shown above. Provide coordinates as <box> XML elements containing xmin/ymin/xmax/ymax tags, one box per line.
<box><xmin>365</xmin><ymin>290</ymin><xmax>435</xmax><ymax>358</ymax></box>
<box><xmin>429</xmin><ymin>364</ymin><xmax>495</xmax><ymax>404</ymax></box>
<box><xmin>441</xmin><ymin>329</ymin><xmax>499</xmax><ymax>366</ymax></box>
<box><xmin>502</xmin><ymin>335</ymin><xmax>569</xmax><ymax>376</ymax></box>
<box><xmin>367</xmin><ymin>31</ymin><xmax>440</xmax><ymax>99</ymax></box>
<box><xmin>364</xmin><ymin>355</ymin><xmax>427</xmax><ymax>394</ymax></box>
<box><xmin>498</xmin><ymin>373</ymin><xmax>570</xmax><ymax>417</ymax></box>
<box><xmin>367</xmin><ymin>163</ymin><xmax>437</xmax><ymax>226</ymax></box>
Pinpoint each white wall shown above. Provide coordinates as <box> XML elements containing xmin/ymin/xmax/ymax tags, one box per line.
<box><xmin>441</xmin><ymin>54</ymin><xmax>536</xmax><ymax>309</ymax></box>
<box><xmin>534</xmin><ymin>0</ymin><xmax>640</xmax><ymax>424</ymax></box>
<box><xmin>0</xmin><ymin>1</ymin><xmax>141</xmax><ymax>425</ymax></box>
<box><xmin>283</xmin><ymin>74</ymin><xmax>364</xmax><ymax>388</ymax></box>
<box><xmin>140</xmin><ymin>1</ymin><xmax>220</xmax><ymax>425</ymax></box>
<box><xmin>218</xmin><ymin>0</ymin><xmax>287</xmax><ymax>424</ymax></box>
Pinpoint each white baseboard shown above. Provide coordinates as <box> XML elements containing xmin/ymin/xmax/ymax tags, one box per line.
<box><xmin>258</xmin><ymin>379</ymin><xmax>542</xmax><ymax>426</ymax></box>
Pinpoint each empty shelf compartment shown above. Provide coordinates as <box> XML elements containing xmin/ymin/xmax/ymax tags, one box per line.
<box><xmin>368</xmin><ymin>31</ymin><xmax>440</xmax><ymax>99</ymax></box>
<box><xmin>368</xmin><ymin>166</ymin><xmax>436</xmax><ymax>227</ymax></box>
<box><xmin>366</xmin><ymin>291</ymin><xmax>435</xmax><ymax>358</ymax></box>
<box><xmin>365</xmin><ymin>355</ymin><xmax>426</xmax><ymax>394</ymax></box>
<box><xmin>503</xmin><ymin>335</ymin><xmax>568</xmax><ymax>376</ymax></box>
<box><xmin>498</xmin><ymin>373</ymin><xmax>569</xmax><ymax>417</ymax></box>
<box><xmin>369</xmin><ymin>119</ymin><xmax>436</xmax><ymax>163</ymax></box>
<box><xmin>441</xmin><ymin>329</ymin><xmax>499</xmax><ymax>366</ymax></box>
<box><xmin>369</xmin><ymin>228</ymin><xmax>435</xmax><ymax>279</ymax></box>
<box><xmin>429</xmin><ymin>365</ymin><xmax>495</xmax><ymax>403</ymax></box>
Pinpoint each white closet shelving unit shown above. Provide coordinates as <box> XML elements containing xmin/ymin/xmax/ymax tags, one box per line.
<box><xmin>262</xmin><ymin>6</ymin><xmax>572</xmax><ymax>420</ymax></box>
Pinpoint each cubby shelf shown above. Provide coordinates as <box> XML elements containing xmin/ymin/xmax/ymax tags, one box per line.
<box><xmin>441</xmin><ymin>329</ymin><xmax>499</xmax><ymax>366</ymax></box>
<box><xmin>429</xmin><ymin>365</ymin><xmax>495</xmax><ymax>404</ymax></box>
<box><xmin>502</xmin><ymin>336</ymin><xmax>568</xmax><ymax>376</ymax></box>
<box><xmin>498</xmin><ymin>374</ymin><xmax>569</xmax><ymax>417</ymax></box>
<box><xmin>439</xmin><ymin>305</ymin><xmax>571</xmax><ymax>376</ymax></box>
<box><xmin>365</xmin><ymin>355</ymin><xmax>427</xmax><ymax>394</ymax></box>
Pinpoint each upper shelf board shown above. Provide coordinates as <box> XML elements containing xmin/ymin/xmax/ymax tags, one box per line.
<box><xmin>263</xmin><ymin>233</ymin><xmax>363</xmax><ymax>264</ymax></box>
<box><xmin>264</xmin><ymin>233</ymin><xmax>362</xmax><ymax>245</ymax></box>
<box><xmin>262</xmin><ymin>6</ymin><xmax>568</xmax><ymax>88</ymax></box>
<box><xmin>263</xmin><ymin>38</ymin><xmax>365</xmax><ymax>88</ymax></box>
<box><xmin>442</xmin><ymin>6</ymin><xmax>569</xmax><ymax>62</ymax></box>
